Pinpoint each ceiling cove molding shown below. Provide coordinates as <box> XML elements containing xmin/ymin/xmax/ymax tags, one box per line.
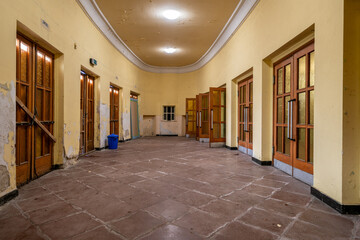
<box><xmin>77</xmin><ymin>0</ymin><xmax>259</xmax><ymax>74</ymax></box>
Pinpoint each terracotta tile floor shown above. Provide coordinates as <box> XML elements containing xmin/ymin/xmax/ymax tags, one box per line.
<box><xmin>0</xmin><ymin>137</ymin><xmax>359</xmax><ymax>239</ymax></box>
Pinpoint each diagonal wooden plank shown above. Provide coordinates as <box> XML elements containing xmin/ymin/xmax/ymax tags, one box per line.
<box><xmin>16</xmin><ymin>96</ymin><xmax>56</xmax><ymax>142</ymax></box>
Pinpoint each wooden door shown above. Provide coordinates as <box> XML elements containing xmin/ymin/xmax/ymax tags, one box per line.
<box><xmin>196</xmin><ymin>95</ymin><xmax>200</xmax><ymax>141</ymax></box>
<box><xmin>130</xmin><ymin>94</ymin><xmax>140</xmax><ymax>139</ymax></box>
<box><xmin>209</xmin><ymin>88</ymin><xmax>226</xmax><ymax>143</ymax></box>
<box><xmin>199</xmin><ymin>93</ymin><xmax>209</xmax><ymax>140</ymax></box>
<box><xmin>185</xmin><ymin>98</ymin><xmax>196</xmax><ymax>138</ymax></box>
<box><xmin>16</xmin><ymin>35</ymin><xmax>33</xmax><ymax>185</ymax></box>
<box><xmin>80</xmin><ymin>72</ymin><xmax>94</xmax><ymax>154</ymax></box>
<box><xmin>238</xmin><ymin>77</ymin><xmax>253</xmax><ymax>155</ymax></box>
<box><xmin>16</xmin><ymin>34</ymin><xmax>54</xmax><ymax>186</ymax></box>
<box><xmin>34</xmin><ymin>47</ymin><xmax>54</xmax><ymax>176</ymax></box>
<box><xmin>273</xmin><ymin>43</ymin><xmax>314</xmax><ymax>177</ymax></box>
<box><xmin>110</xmin><ymin>85</ymin><xmax>120</xmax><ymax>135</ymax></box>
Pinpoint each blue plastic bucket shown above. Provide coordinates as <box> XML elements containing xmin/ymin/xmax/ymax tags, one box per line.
<box><xmin>107</xmin><ymin>134</ymin><xmax>119</xmax><ymax>149</ymax></box>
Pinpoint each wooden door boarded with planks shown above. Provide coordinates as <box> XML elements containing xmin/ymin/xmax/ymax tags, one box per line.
<box><xmin>80</xmin><ymin>71</ymin><xmax>95</xmax><ymax>154</ymax></box>
<box><xmin>273</xmin><ymin>42</ymin><xmax>314</xmax><ymax>185</ymax></box>
<box><xmin>16</xmin><ymin>34</ymin><xmax>54</xmax><ymax>186</ymax></box>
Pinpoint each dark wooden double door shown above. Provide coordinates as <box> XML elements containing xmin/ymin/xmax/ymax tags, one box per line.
<box><xmin>238</xmin><ymin>77</ymin><xmax>253</xmax><ymax>155</ymax></box>
<box><xmin>274</xmin><ymin>43</ymin><xmax>314</xmax><ymax>176</ymax></box>
<box><xmin>16</xmin><ymin>35</ymin><xmax>54</xmax><ymax>186</ymax></box>
<box><xmin>80</xmin><ymin>72</ymin><xmax>95</xmax><ymax>154</ymax></box>
<box><xmin>196</xmin><ymin>88</ymin><xmax>226</xmax><ymax>144</ymax></box>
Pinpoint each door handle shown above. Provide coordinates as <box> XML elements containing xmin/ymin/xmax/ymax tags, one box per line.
<box><xmin>211</xmin><ymin>109</ymin><xmax>213</xmax><ymax>130</ymax></box>
<box><xmin>288</xmin><ymin>99</ymin><xmax>296</xmax><ymax>141</ymax></box>
<box><xmin>287</xmin><ymin>100</ymin><xmax>291</xmax><ymax>139</ymax></box>
<box><xmin>200</xmin><ymin>111</ymin><xmax>202</xmax><ymax>128</ymax></box>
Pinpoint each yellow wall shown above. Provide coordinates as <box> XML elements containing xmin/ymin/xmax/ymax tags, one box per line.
<box><xmin>343</xmin><ymin>0</ymin><xmax>360</xmax><ymax>205</ymax></box>
<box><xmin>0</xmin><ymin>0</ymin><xmax>356</xmax><ymax>206</ymax></box>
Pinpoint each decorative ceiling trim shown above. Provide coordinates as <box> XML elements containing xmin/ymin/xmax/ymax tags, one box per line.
<box><xmin>77</xmin><ymin>0</ymin><xmax>259</xmax><ymax>74</ymax></box>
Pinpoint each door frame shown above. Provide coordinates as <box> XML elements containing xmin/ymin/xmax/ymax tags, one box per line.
<box><xmin>238</xmin><ymin>76</ymin><xmax>253</xmax><ymax>155</ymax></box>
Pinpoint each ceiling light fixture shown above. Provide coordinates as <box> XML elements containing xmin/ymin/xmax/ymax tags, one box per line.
<box><xmin>163</xmin><ymin>10</ymin><xmax>180</xmax><ymax>20</ymax></box>
<box><xmin>163</xmin><ymin>47</ymin><xmax>177</xmax><ymax>54</ymax></box>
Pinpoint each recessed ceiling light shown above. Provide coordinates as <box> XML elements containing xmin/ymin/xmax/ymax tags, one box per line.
<box><xmin>163</xmin><ymin>47</ymin><xmax>177</xmax><ymax>54</ymax></box>
<box><xmin>163</xmin><ymin>10</ymin><xmax>180</xmax><ymax>20</ymax></box>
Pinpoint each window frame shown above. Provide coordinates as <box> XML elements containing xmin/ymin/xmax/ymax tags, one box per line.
<box><xmin>163</xmin><ymin>105</ymin><xmax>175</xmax><ymax>121</ymax></box>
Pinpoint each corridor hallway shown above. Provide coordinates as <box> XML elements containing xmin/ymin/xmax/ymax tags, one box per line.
<box><xmin>0</xmin><ymin>137</ymin><xmax>359</xmax><ymax>239</ymax></box>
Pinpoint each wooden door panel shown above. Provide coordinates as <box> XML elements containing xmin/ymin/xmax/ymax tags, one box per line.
<box><xmin>199</xmin><ymin>93</ymin><xmax>209</xmax><ymax>139</ymax></box>
<box><xmin>238</xmin><ymin>77</ymin><xmax>253</xmax><ymax>153</ymax></box>
<box><xmin>110</xmin><ymin>86</ymin><xmax>120</xmax><ymax>136</ymax></box>
<box><xmin>186</xmin><ymin>98</ymin><xmax>196</xmax><ymax>137</ymax></box>
<box><xmin>273</xmin><ymin>42</ymin><xmax>314</xmax><ymax>176</ymax></box>
<box><xmin>196</xmin><ymin>95</ymin><xmax>200</xmax><ymax>140</ymax></box>
<box><xmin>209</xmin><ymin>88</ymin><xmax>226</xmax><ymax>143</ymax></box>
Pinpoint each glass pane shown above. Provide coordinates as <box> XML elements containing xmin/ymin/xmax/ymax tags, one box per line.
<box><xmin>285</xmin><ymin>96</ymin><xmax>290</xmax><ymax>125</ymax></box>
<box><xmin>284</xmin><ymin>127</ymin><xmax>290</xmax><ymax>155</ymax></box>
<box><xmin>202</xmin><ymin>95</ymin><xmax>208</xmax><ymax>108</ymax></box>
<box><xmin>213</xmin><ymin>91</ymin><xmax>220</xmax><ymax>105</ymax></box>
<box><xmin>297</xmin><ymin>128</ymin><xmax>306</xmax><ymax>161</ymax></box>
<box><xmin>172</xmin><ymin>106</ymin><xmax>175</xmax><ymax>113</ymax></box>
<box><xmin>20</xmin><ymin>47</ymin><xmax>29</xmax><ymax>83</ymax></box>
<box><xmin>249</xmin><ymin>82</ymin><xmax>253</xmax><ymax>102</ymax></box>
<box><xmin>249</xmin><ymin>124</ymin><xmax>253</xmax><ymax>143</ymax></box>
<box><xmin>298</xmin><ymin>56</ymin><xmax>306</xmax><ymax>89</ymax></box>
<box><xmin>240</xmin><ymin>105</ymin><xmax>244</xmax><ymax>122</ymax></box>
<box><xmin>167</xmin><ymin>106</ymin><xmax>171</xmax><ymax>113</ymax></box>
<box><xmin>239</xmin><ymin>86</ymin><xmax>243</xmax><ymax>104</ymax></box>
<box><xmin>213</xmin><ymin>123</ymin><xmax>220</xmax><ymax>138</ymax></box>
<box><xmin>242</xmin><ymin>86</ymin><xmax>247</xmax><ymax>104</ymax></box>
<box><xmin>221</xmin><ymin>123</ymin><xmax>226</xmax><ymax>138</ymax></box>
<box><xmin>171</xmin><ymin>114</ymin><xmax>174</xmax><ymax>121</ymax></box>
<box><xmin>36</xmin><ymin>89</ymin><xmax>43</xmax><ymax>120</ymax></box>
<box><xmin>163</xmin><ymin>106</ymin><xmax>166</xmax><ymax>113</ymax></box>
<box><xmin>167</xmin><ymin>114</ymin><xmax>171</xmax><ymax>121</ymax></box>
<box><xmin>285</xmin><ymin>64</ymin><xmax>291</xmax><ymax>93</ymax></box>
<box><xmin>277</xmin><ymin>68</ymin><xmax>283</xmax><ymax>95</ymax></box>
<box><xmin>298</xmin><ymin>92</ymin><xmax>306</xmax><ymax>124</ymax></box>
<box><xmin>163</xmin><ymin>114</ymin><xmax>166</xmax><ymax>120</ymax></box>
<box><xmin>44</xmin><ymin>91</ymin><xmax>51</xmax><ymax>121</ymax></box>
<box><xmin>188</xmin><ymin>111</ymin><xmax>194</xmax><ymax>121</ymax></box>
<box><xmin>203</xmin><ymin>110</ymin><xmax>208</xmax><ymax>121</ymax></box>
<box><xmin>188</xmin><ymin>100</ymin><xmax>193</xmax><ymax>110</ymax></box>
<box><xmin>277</xmin><ymin>127</ymin><xmax>283</xmax><ymax>153</ymax></box>
<box><xmin>45</xmin><ymin>58</ymin><xmax>51</xmax><ymax>88</ymax></box>
<box><xmin>240</xmin><ymin>124</ymin><xmax>244</xmax><ymax>141</ymax></box>
<box><xmin>213</xmin><ymin>108</ymin><xmax>220</xmax><ymax>122</ymax></box>
<box><xmin>309</xmin><ymin>128</ymin><xmax>314</xmax><ymax>163</ymax></box>
<box><xmin>202</xmin><ymin>122</ymin><xmax>209</xmax><ymax>135</ymax></box>
<box><xmin>37</xmin><ymin>55</ymin><xmax>43</xmax><ymax>86</ymax></box>
<box><xmin>249</xmin><ymin>104</ymin><xmax>253</xmax><ymax>122</ymax></box>
<box><xmin>310</xmin><ymin>51</ymin><xmax>315</xmax><ymax>87</ymax></box>
<box><xmin>221</xmin><ymin>91</ymin><xmax>225</xmax><ymax>105</ymax></box>
<box><xmin>35</xmin><ymin>126</ymin><xmax>42</xmax><ymax>157</ymax></box>
<box><xmin>277</xmin><ymin>98</ymin><xmax>283</xmax><ymax>124</ymax></box>
<box><xmin>188</xmin><ymin>122</ymin><xmax>194</xmax><ymax>132</ymax></box>
<box><xmin>309</xmin><ymin>90</ymin><xmax>314</xmax><ymax>125</ymax></box>
<box><xmin>221</xmin><ymin>107</ymin><xmax>225</xmax><ymax>122</ymax></box>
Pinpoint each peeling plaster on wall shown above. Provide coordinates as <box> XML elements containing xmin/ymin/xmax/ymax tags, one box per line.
<box><xmin>63</xmin><ymin>123</ymin><xmax>79</xmax><ymax>162</ymax></box>
<box><xmin>142</xmin><ymin>116</ymin><xmax>155</xmax><ymax>136</ymax></box>
<box><xmin>100</xmin><ymin>103</ymin><xmax>109</xmax><ymax>148</ymax></box>
<box><xmin>158</xmin><ymin>115</ymin><xmax>184</xmax><ymax>136</ymax></box>
<box><xmin>122</xmin><ymin>111</ymin><xmax>131</xmax><ymax>140</ymax></box>
<box><xmin>0</xmin><ymin>81</ymin><xmax>16</xmax><ymax>196</ymax></box>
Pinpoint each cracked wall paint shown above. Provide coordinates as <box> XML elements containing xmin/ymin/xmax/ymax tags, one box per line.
<box><xmin>100</xmin><ymin>103</ymin><xmax>109</xmax><ymax>148</ymax></box>
<box><xmin>0</xmin><ymin>82</ymin><xmax>16</xmax><ymax>197</ymax></box>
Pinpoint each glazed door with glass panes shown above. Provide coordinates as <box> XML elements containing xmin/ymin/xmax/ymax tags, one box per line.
<box><xmin>274</xmin><ymin>43</ymin><xmax>314</xmax><ymax>176</ymax></box>
<box><xmin>196</xmin><ymin>95</ymin><xmax>200</xmax><ymax>140</ymax></box>
<box><xmin>209</xmin><ymin>88</ymin><xmax>226</xmax><ymax>143</ymax></box>
<box><xmin>80</xmin><ymin>72</ymin><xmax>95</xmax><ymax>154</ymax></box>
<box><xmin>238</xmin><ymin>78</ymin><xmax>253</xmax><ymax>155</ymax></box>
<box><xmin>110</xmin><ymin>85</ymin><xmax>120</xmax><ymax>135</ymax></box>
<box><xmin>199</xmin><ymin>93</ymin><xmax>209</xmax><ymax>140</ymax></box>
<box><xmin>16</xmin><ymin>35</ymin><xmax>54</xmax><ymax>186</ymax></box>
<box><xmin>130</xmin><ymin>95</ymin><xmax>140</xmax><ymax>139</ymax></box>
<box><xmin>186</xmin><ymin>98</ymin><xmax>196</xmax><ymax>137</ymax></box>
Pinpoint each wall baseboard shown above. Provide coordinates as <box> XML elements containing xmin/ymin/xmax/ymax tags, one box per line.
<box><xmin>252</xmin><ymin>157</ymin><xmax>272</xmax><ymax>166</ymax></box>
<box><xmin>311</xmin><ymin>187</ymin><xmax>360</xmax><ymax>215</ymax></box>
<box><xmin>156</xmin><ymin>134</ymin><xmax>178</xmax><ymax>136</ymax></box>
<box><xmin>0</xmin><ymin>189</ymin><xmax>18</xmax><ymax>206</ymax></box>
<box><xmin>225</xmin><ymin>145</ymin><xmax>238</xmax><ymax>150</ymax></box>
<box><xmin>52</xmin><ymin>164</ymin><xmax>63</xmax><ymax>170</ymax></box>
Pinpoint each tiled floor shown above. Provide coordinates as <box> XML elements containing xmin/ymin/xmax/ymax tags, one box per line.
<box><xmin>0</xmin><ymin>137</ymin><xmax>359</xmax><ymax>240</ymax></box>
